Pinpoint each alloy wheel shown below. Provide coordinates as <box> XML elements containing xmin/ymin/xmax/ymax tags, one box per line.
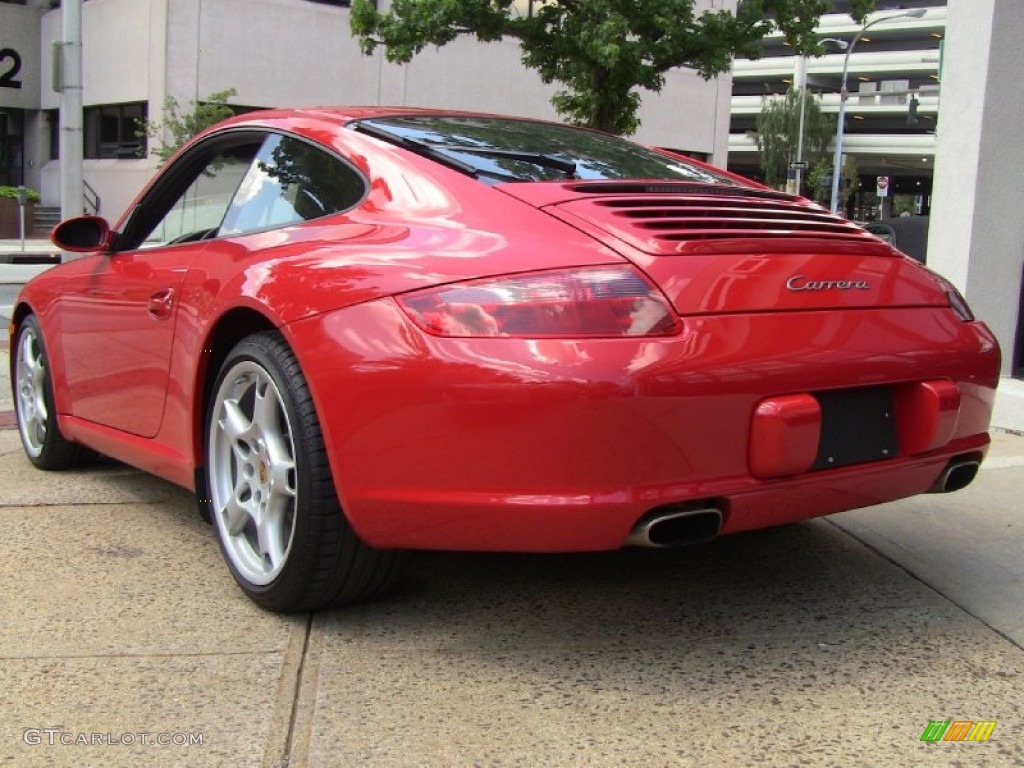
<box><xmin>208</xmin><ymin>360</ymin><xmax>298</xmax><ymax>586</ymax></box>
<box><xmin>15</xmin><ymin>324</ymin><xmax>49</xmax><ymax>458</ymax></box>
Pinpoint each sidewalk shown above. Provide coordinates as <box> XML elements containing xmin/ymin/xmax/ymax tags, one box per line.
<box><xmin>1</xmin><ymin>337</ymin><xmax>1023</xmax><ymax>766</ymax></box>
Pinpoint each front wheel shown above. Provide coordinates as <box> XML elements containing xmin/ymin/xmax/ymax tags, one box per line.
<box><xmin>13</xmin><ymin>315</ymin><xmax>92</xmax><ymax>469</ymax></box>
<box><xmin>205</xmin><ymin>331</ymin><xmax>402</xmax><ymax>612</ymax></box>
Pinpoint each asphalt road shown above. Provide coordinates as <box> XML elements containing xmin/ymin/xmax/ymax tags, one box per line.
<box><xmin>0</xmin><ymin>342</ymin><xmax>1022</xmax><ymax>767</ymax></box>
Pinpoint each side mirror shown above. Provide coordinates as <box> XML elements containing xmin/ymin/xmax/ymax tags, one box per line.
<box><xmin>862</xmin><ymin>222</ymin><xmax>896</xmax><ymax>245</ymax></box>
<box><xmin>51</xmin><ymin>215</ymin><xmax>115</xmax><ymax>253</ymax></box>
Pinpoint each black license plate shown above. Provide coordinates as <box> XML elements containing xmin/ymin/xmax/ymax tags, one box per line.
<box><xmin>812</xmin><ymin>387</ymin><xmax>899</xmax><ymax>470</ymax></box>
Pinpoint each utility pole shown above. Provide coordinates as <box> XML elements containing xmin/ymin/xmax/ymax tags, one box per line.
<box><xmin>58</xmin><ymin>0</ymin><xmax>83</xmax><ymax>224</ymax></box>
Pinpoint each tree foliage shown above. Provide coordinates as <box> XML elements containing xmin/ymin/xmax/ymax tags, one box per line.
<box><xmin>0</xmin><ymin>186</ymin><xmax>41</xmax><ymax>203</ymax></box>
<box><xmin>807</xmin><ymin>155</ymin><xmax>857</xmax><ymax>208</ymax></box>
<box><xmin>138</xmin><ymin>88</ymin><xmax>238</xmax><ymax>165</ymax></box>
<box><xmin>753</xmin><ymin>88</ymin><xmax>835</xmax><ymax>191</ymax></box>
<box><xmin>351</xmin><ymin>0</ymin><xmax>879</xmax><ymax>135</ymax></box>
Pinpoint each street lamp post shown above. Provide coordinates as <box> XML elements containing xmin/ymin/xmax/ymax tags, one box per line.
<box><xmin>794</xmin><ymin>38</ymin><xmax>847</xmax><ymax>196</ymax></box>
<box><xmin>829</xmin><ymin>9</ymin><xmax>927</xmax><ymax>215</ymax></box>
<box><xmin>793</xmin><ymin>55</ymin><xmax>808</xmax><ymax>195</ymax></box>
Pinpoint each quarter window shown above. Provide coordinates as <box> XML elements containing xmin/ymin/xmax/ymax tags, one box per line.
<box><xmin>219</xmin><ymin>134</ymin><xmax>365</xmax><ymax>236</ymax></box>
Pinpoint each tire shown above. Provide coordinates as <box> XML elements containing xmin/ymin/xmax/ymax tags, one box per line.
<box><xmin>205</xmin><ymin>331</ymin><xmax>403</xmax><ymax>612</ymax></box>
<box><xmin>13</xmin><ymin>315</ymin><xmax>92</xmax><ymax>470</ymax></box>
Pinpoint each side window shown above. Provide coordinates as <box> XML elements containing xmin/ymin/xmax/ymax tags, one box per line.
<box><xmin>219</xmin><ymin>134</ymin><xmax>365</xmax><ymax>236</ymax></box>
<box><xmin>144</xmin><ymin>146</ymin><xmax>258</xmax><ymax>247</ymax></box>
<box><xmin>118</xmin><ymin>136</ymin><xmax>264</xmax><ymax>251</ymax></box>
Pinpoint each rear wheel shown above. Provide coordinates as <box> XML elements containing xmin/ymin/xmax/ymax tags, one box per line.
<box><xmin>13</xmin><ymin>315</ymin><xmax>91</xmax><ymax>469</ymax></box>
<box><xmin>205</xmin><ymin>331</ymin><xmax>402</xmax><ymax>611</ymax></box>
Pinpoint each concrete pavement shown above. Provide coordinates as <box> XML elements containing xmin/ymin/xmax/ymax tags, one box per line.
<box><xmin>1</xmin><ymin>341</ymin><xmax>1022</xmax><ymax>767</ymax></box>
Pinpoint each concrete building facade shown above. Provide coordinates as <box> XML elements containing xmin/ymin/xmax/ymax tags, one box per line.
<box><xmin>928</xmin><ymin>0</ymin><xmax>1024</xmax><ymax>418</ymax></box>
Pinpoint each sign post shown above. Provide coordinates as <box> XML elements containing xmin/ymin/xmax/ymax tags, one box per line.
<box><xmin>16</xmin><ymin>185</ymin><xmax>27</xmax><ymax>252</ymax></box>
<box><xmin>876</xmin><ymin>176</ymin><xmax>891</xmax><ymax>220</ymax></box>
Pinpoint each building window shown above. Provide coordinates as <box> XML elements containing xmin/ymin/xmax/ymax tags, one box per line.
<box><xmin>84</xmin><ymin>102</ymin><xmax>146</xmax><ymax>159</ymax></box>
<box><xmin>47</xmin><ymin>110</ymin><xmax>58</xmax><ymax>160</ymax></box>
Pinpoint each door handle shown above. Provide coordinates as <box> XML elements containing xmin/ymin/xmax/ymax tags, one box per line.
<box><xmin>148</xmin><ymin>288</ymin><xmax>175</xmax><ymax>319</ymax></box>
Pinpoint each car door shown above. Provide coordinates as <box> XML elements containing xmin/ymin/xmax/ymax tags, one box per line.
<box><xmin>58</xmin><ymin>133</ymin><xmax>266</xmax><ymax>437</ymax></box>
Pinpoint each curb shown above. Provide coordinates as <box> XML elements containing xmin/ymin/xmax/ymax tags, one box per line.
<box><xmin>0</xmin><ymin>253</ymin><xmax>61</xmax><ymax>265</ymax></box>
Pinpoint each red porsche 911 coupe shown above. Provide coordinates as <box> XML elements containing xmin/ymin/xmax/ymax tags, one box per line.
<box><xmin>10</xmin><ymin>108</ymin><xmax>1000</xmax><ymax>612</ymax></box>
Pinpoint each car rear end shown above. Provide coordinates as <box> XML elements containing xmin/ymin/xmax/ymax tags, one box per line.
<box><xmin>289</xmin><ymin>114</ymin><xmax>1000</xmax><ymax>553</ymax></box>
<box><xmin>291</xmin><ymin>180</ymin><xmax>997</xmax><ymax>553</ymax></box>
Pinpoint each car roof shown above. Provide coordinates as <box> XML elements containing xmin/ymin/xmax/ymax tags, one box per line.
<box><xmin>215</xmin><ymin>105</ymin><xmax>558</xmax><ymax>131</ymax></box>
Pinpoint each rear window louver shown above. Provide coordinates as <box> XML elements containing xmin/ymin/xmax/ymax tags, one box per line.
<box><xmin>589</xmin><ymin>191</ymin><xmax>873</xmax><ymax>243</ymax></box>
<box><xmin>570</xmin><ymin>181</ymin><xmax>792</xmax><ymax>201</ymax></box>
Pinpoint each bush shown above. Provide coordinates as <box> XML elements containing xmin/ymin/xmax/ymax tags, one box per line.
<box><xmin>0</xmin><ymin>186</ymin><xmax>41</xmax><ymax>203</ymax></box>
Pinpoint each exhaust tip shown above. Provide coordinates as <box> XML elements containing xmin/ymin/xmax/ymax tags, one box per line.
<box><xmin>929</xmin><ymin>457</ymin><xmax>981</xmax><ymax>494</ymax></box>
<box><xmin>626</xmin><ymin>505</ymin><xmax>722</xmax><ymax>548</ymax></box>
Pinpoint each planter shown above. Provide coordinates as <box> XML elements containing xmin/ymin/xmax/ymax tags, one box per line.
<box><xmin>0</xmin><ymin>198</ymin><xmax>36</xmax><ymax>239</ymax></box>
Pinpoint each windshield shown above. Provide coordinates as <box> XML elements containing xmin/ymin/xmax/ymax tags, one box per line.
<box><xmin>351</xmin><ymin>115</ymin><xmax>736</xmax><ymax>185</ymax></box>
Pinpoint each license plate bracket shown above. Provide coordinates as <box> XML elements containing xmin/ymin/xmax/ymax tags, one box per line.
<box><xmin>812</xmin><ymin>387</ymin><xmax>899</xmax><ymax>470</ymax></box>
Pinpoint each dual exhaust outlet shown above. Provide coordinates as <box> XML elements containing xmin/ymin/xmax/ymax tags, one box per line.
<box><xmin>627</xmin><ymin>454</ymin><xmax>980</xmax><ymax>549</ymax></box>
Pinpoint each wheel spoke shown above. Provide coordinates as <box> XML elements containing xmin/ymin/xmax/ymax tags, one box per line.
<box><xmin>30</xmin><ymin>356</ymin><xmax>45</xmax><ymax>391</ymax></box>
<box><xmin>269</xmin><ymin>457</ymin><xmax>297</xmax><ymax>498</ymax></box>
<box><xmin>252</xmin><ymin>377</ymin><xmax>279</xmax><ymax>434</ymax></box>
<box><xmin>33</xmin><ymin>387</ymin><xmax>48</xmax><ymax>424</ymax></box>
<box><xmin>259</xmin><ymin>496</ymin><xmax>289</xmax><ymax>569</ymax></box>
<box><xmin>223</xmin><ymin>487</ymin><xmax>252</xmax><ymax>536</ymax></box>
<box><xmin>220</xmin><ymin>397</ymin><xmax>254</xmax><ymax>443</ymax></box>
<box><xmin>19</xmin><ymin>334</ymin><xmax>37</xmax><ymax>374</ymax></box>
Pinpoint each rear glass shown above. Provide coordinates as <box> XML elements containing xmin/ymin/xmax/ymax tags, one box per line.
<box><xmin>352</xmin><ymin>115</ymin><xmax>737</xmax><ymax>185</ymax></box>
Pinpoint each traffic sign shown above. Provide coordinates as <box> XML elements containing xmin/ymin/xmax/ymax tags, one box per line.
<box><xmin>789</xmin><ymin>161</ymin><xmax>809</xmax><ymax>171</ymax></box>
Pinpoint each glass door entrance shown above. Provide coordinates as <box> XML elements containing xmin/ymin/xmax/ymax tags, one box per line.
<box><xmin>0</xmin><ymin>109</ymin><xmax>25</xmax><ymax>187</ymax></box>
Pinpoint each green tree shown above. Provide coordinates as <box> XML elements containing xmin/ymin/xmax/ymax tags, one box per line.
<box><xmin>806</xmin><ymin>155</ymin><xmax>857</xmax><ymax>208</ymax></box>
<box><xmin>138</xmin><ymin>88</ymin><xmax>238</xmax><ymax>165</ymax></box>
<box><xmin>351</xmin><ymin>0</ymin><xmax>880</xmax><ymax>136</ymax></box>
<box><xmin>891</xmin><ymin>194</ymin><xmax>918</xmax><ymax>216</ymax></box>
<box><xmin>752</xmin><ymin>87</ymin><xmax>835</xmax><ymax>191</ymax></box>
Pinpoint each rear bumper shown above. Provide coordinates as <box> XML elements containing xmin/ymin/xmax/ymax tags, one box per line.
<box><xmin>306</xmin><ymin>441</ymin><xmax>986</xmax><ymax>551</ymax></box>
<box><xmin>286</xmin><ymin>299</ymin><xmax>1000</xmax><ymax>552</ymax></box>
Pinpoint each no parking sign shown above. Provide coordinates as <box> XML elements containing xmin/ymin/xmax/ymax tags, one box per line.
<box><xmin>876</xmin><ymin>176</ymin><xmax>890</xmax><ymax>198</ymax></box>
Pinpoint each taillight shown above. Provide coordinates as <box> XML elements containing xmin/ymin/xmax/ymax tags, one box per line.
<box><xmin>396</xmin><ymin>265</ymin><xmax>681</xmax><ymax>338</ymax></box>
<box><xmin>928</xmin><ymin>271</ymin><xmax>975</xmax><ymax>322</ymax></box>
<box><xmin>945</xmin><ymin>287</ymin><xmax>975</xmax><ymax>322</ymax></box>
